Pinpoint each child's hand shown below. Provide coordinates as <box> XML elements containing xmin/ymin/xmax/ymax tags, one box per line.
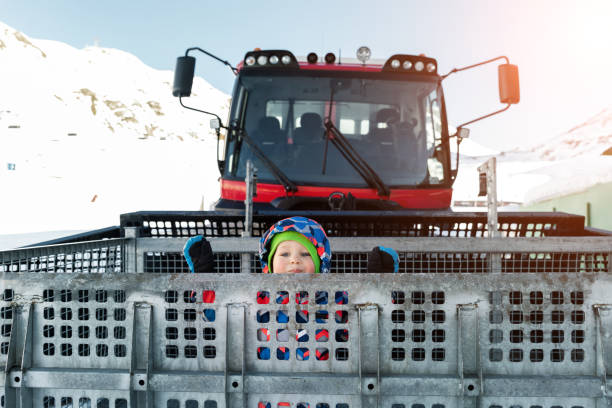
<box><xmin>183</xmin><ymin>236</ymin><xmax>215</xmax><ymax>273</ymax></box>
<box><xmin>367</xmin><ymin>246</ymin><xmax>398</xmax><ymax>273</ymax></box>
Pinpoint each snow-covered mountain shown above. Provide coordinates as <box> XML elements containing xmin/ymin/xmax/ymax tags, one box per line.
<box><xmin>0</xmin><ymin>21</ymin><xmax>229</xmax><ymax>233</ymax></box>
<box><xmin>452</xmin><ymin>107</ymin><xmax>612</xmax><ymax>205</ymax></box>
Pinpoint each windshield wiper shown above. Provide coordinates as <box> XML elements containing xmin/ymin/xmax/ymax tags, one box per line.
<box><xmin>323</xmin><ymin>119</ymin><xmax>390</xmax><ymax>196</ymax></box>
<box><xmin>237</xmin><ymin>128</ymin><xmax>298</xmax><ymax>193</ymax></box>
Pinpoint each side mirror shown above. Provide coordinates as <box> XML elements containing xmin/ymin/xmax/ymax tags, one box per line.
<box><xmin>458</xmin><ymin>127</ymin><xmax>470</xmax><ymax>139</ymax></box>
<box><xmin>498</xmin><ymin>64</ymin><xmax>520</xmax><ymax>104</ymax></box>
<box><xmin>172</xmin><ymin>56</ymin><xmax>196</xmax><ymax>97</ymax></box>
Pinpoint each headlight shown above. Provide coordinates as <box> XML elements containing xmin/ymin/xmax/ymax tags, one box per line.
<box><xmin>245</xmin><ymin>56</ymin><xmax>256</xmax><ymax>66</ymax></box>
<box><xmin>257</xmin><ymin>55</ymin><xmax>268</xmax><ymax>65</ymax></box>
<box><xmin>426</xmin><ymin>62</ymin><xmax>436</xmax><ymax>72</ymax></box>
<box><xmin>281</xmin><ymin>55</ymin><xmax>291</xmax><ymax>65</ymax></box>
<box><xmin>391</xmin><ymin>59</ymin><xmax>400</xmax><ymax>69</ymax></box>
<box><xmin>415</xmin><ymin>61</ymin><xmax>424</xmax><ymax>71</ymax></box>
<box><xmin>403</xmin><ymin>61</ymin><xmax>412</xmax><ymax>70</ymax></box>
<box><xmin>269</xmin><ymin>55</ymin><xmax>279</xmax><ymax>64</ymax></box>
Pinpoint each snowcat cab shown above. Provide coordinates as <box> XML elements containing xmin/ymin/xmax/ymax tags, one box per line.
<box><xmin>173</xmin><ymin>48</ymin><xmax>519</xmax><ymax>211</ymax></box>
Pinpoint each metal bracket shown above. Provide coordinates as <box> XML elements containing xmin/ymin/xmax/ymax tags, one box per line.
<box><xmin>593</xmin><ymin>304</ymin><xmax>612</xmax><ymax>397</ymax></box>
<box><xmin>130</xmin><ymin>302</ymin><xmax>153</xmax><ymax>407</ymax></box>
<box><xmin>226</xmin><ymin>303</ymin><xmax>247</xmax><ymax>408</ymax></box>
<box><xmin>457</xmin><ymin>303</ymin><xmax>482</xmax><ymax>401</ymax></box>
<box><xmin>357</xmin><ymin>304</ymin><xmax>380</xmax><ymax>408</ymax></box>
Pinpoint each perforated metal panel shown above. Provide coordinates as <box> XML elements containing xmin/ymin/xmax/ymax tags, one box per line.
<box><xmin>2</xmin><ymin>273</ymin><xmax>612</xmax><ymax>408</ymax></box>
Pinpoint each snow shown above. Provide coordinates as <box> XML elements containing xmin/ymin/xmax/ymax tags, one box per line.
<box><xmin>0</xmin><ymin>21</ymin><xmax>229</xmax><ymax>235</ymax></box>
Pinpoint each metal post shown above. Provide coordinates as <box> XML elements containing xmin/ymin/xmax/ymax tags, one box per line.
<box><xmin>242</xmin><ymin>160</ymin><xmax>257</xmax><ymax>238</ymax></box>
<box><xmin>124</xmin><ymin>227</ymin><xmax>139</xmax><ymax>274</ymax></box>
<box><xmin>241</xmin><ymin>160</ymin><xmax>256</xmax><ymax>273</ymax></box>
<box><xmin>478</xmin><ymin>158</ymin><xmax>501</xmax><ymax>273</ymax></box>
<box><xmin>477</xmin><ymin>157</ymin><xmax>499</xmax><ymax>238</ymax></box>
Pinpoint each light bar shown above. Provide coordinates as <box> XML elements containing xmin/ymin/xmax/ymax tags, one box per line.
<box><xmin>242</xmin><ymin>50</ymin><xmax>299</xmax><ymax>69</ymax></box>
<box><xmin>382</xmin><ymin>54</ymin><xmax>438</xmax><ymax>75</ymax></box>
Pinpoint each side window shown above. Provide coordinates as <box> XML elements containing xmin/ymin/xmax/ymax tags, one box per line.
<box><xmin>424</xmin><ymin>90</ymin><xmax>444</xmax><ymax>183</ymax></box>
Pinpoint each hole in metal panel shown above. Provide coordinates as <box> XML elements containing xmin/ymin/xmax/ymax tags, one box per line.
<box><xmin>489</xmin><ymin>329</ymin><xmax>503</xmax><ymax>344</ymax></box>
<box><xmin>530</xmin><ymin>291</ymin><xmax>543</xmax><ymax>305</ymax></box>
<box><xmin>184</xmin><ymin>327</ymin><xmax>196</xmax><ymax>340</ymax></box>
<box><xmin>489</xmin><ymin>310</ymin><xmax>502</xmax><ymax>324</ymax></box>
<box><xmin>335</xmin><ymin>347</ymin><xmax>349</xmax><ymax>361</ymax></box>
<box><xmin>392</xmin><ymin>310</ymin><xmax>405</xmax><ymax>323</ymax></box>
<box><xmin>509</xmin><ymin>329</ymin><xmax>523</xmax><ymax>343</ymax></box>
<box><xmin>530</xmin><ymin>349</ymin><xmax>544</xmax><ymax>362</ymax></box>
<box><xmin>571</xmin><ymin>348</ymin><xmax>585</xmax><ymax>362</ymax></box>
<box><xmin>392</xmin><ymin>291</ymin><xmax>405</xmax><ymax>304</ymax></box>
<box><xmin>412</xmin><ymin>348</ymin><xmax>425</xmax><ymax>361</ymax></box>
<box><xmin>432</xmin><ymin>348</ymin><xmax>445</xmax><ymax>361</ymax></box>
<box><xmin>551</xmin><ymin>291</ymin><xmax>564</xmax><ymax>304</ymax></box>
<box><xmin>412</xmin><ymin>329</ymin><xmax>425</xmax><ymax>343</ymax></box>
<box><xmin>509</xmin><ymin>348</ymin><xmax>523</xmax><ymax>362</ymax></box>
<box><xmin>392</xmin><ymin>347</ymin><xmax>405</xmax><ymax>361</ymax></box>
<box><xmin>551</xmin><ymin>349</ymin><xmax>565</xmax><ymax>362</ymax></box>
<box><xmin>432</xmin><ymin>310</ymin><xmax>445</xmax><ymax>323</ymax></box>
<box><xmin>571</xmin><ymin>291</ymin><xmax>584</xmax><ymax>305</ymax></box>
<box><xmin>166</xmin><ymin>327</ymin><xmax>178</xmax><ymax>340</ymax></box>
<box><xmin>204</xmin><ymin>327</ymin><xmax>216</xmax><ymax>340</ymax></box>
<box><xmin>78</xmin><ymin>326</ymin><xmax>90</xmax><ymax>339</ymax></box>
<box><xmin>95</xmin><ymin>290</ymin><xmax>107</xmax><ymax>303</ymax></box>
<box><xmin>204</xmin><ymin>345</ymin><xmax>216</xmax><ymax>358</ymax></box>
<box><xmin>552</xmin><ymin>330</ymin><xmax>564</xmax><ymax>343</ymax></box>
<box><xmin>571</xmin><ymin>310</ymin><xmax>585</xmax><ymax>324</ymax></box>
<box><xmin>78</xmin><ymin>344</ymin><xmax>90</xmax><ymax>356</ymax></box>
<box><xmin>432</xmin><ymin>329</ymin><xmax>445</xmax><ymax>342</ymax></box>
<box><xmin>412</xmin><ymin>310</ymin><xmax>425</xmax><ymax>324</ymax></box>
<box><xmin>509</xmin><ymin>291</ymin><xmax>522</xmax><ymax>305</ymax></box>
<box><xmin>552</xmin><ymin>310</ymin><xmax>565</xmax><ymax>324</ymax></box>
<box><xmin>489</xmin><ymin>348</ymin><xmax>503</xmax><ymax>362</ymax></box>
<box><xmin>392</xmin><ymin>329</ymin><xmax>405</xmax><ymax>342</ymax></box>
<box><xmin>509</xmin><ymin>310</ymin><xmax>523</xmax><ymax>324</ymax></box>
<box><xmin>114</xmin><ymin>326</ymin><xmax>126</xmax><ymax>339</ymax></box>
<box><xmin>411</xmin><ymin>291</ymin><xmax>425</xmax><ymax>304</ymax></box>
<box><xmin>185</xmin><ymin>345</ymin><xmax>197</xmax><ymax>358</ymax></box>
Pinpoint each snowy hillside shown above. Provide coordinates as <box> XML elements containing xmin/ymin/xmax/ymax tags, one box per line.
<box><xmin>0</xmin><ymin>22</ymin><xmax>229</xmax><ymax>234</ymax></box>
<box><xmin>452</xmin><ymin>107</ymin><xmax>612</xmax><ymax>205</ymax></box>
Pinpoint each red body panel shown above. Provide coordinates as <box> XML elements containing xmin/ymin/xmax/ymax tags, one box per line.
<box><xmin>221</xmin><ymin>180</ymin><xmax>452</xmax><ymax>209</ymax></box>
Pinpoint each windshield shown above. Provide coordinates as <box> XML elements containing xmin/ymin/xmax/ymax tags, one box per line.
<box><xmin>226</xmin><ymin>73</ymin><xmax>446</xmax><ymax>187</ymax></box>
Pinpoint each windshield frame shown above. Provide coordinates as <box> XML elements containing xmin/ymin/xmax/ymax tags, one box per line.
<box><xmin>224</xmin><ymin>69</ymin><xmax>451</xmax><ymax>189</ymax></box>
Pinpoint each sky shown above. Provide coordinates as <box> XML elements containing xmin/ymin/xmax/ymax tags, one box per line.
<box><xmin>2</xmin><ymin>0</ymin><xmax>612</xmax><ymax>150</ymax></box>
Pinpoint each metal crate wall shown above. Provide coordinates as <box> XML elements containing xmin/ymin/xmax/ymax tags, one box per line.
<box><xmin>2</xmin><ymin>273</ymin><xmax>612</xmax><ymax>407</ymax></box>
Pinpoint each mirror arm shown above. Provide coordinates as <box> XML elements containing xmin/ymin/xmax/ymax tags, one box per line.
<box><xmin>455</xmin><ymin>104</ymin><xmax>511</xmax><ymax>130</ymax></box>
<box><xmin>441</xmin><ymin>56</ymin><xmax>509</xmax><ymax>80</ymax></box>
<box><xmin>186</xmin><ymin>47</ymin><xmax>238</xmax><ymax>75</ymax></box>
<box><xmin>179</xmin><ymin>96</ymin><xmax>226</xmax><ymax>130</ymax></box>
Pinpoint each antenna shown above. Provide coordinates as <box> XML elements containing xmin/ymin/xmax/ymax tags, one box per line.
<box><xmin>338</xmin><ymin>49</ymin><xmax>342</xmax><ymax>64</ymax></box>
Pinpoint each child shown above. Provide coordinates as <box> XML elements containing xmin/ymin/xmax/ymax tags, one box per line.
<box><xmin>259</xmin><ymin>216</ymin><xmax>331</xmax><ymax>274</ymax></box>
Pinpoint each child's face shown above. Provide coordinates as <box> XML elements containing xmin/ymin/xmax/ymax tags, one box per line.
<box><xmin>272</xmin><ymin>240</ymin><xmax>315</xmax><ymax>274</ymax></box>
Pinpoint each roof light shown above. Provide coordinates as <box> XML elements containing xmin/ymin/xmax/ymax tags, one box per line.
<box><xmin>269</xmin><ymin>55</ymin><xmax>279</xmax><ymax>64</ymax></box>
<box><xmin>324</xmin><ymin>52</ymin><xmax>336</xmax><ymax>64</ymax></box>
<box><xmin>307</xmin><ymin>52</ymin><xmax>318</xmax><ymax>64</ymax></box>
<box><xmin>426</xmin><ymin>62</ymin><xmax>436</xmax><ymax>72</ymax></box>
<box><xmin>257</xmin><ymin>55</ymin><xmax>268</xmax><ymax>65</ymax></box>
<box><xmin>356</xmin><ymin>46</ymin><xmax>371</xmax><ymax>64</ymax></box>
<box><xmin>245</xmin><ymin>56</ymin><xmax>256</xmax><ymax>66</ymax></box>
<box><xmin>403</xmin><ymin>61</ymin><xmax>412</xmax><ymax>70</ymax></box>
<box><xmin>391</xmin><ymin>59</ymin><xmax>400</xmax><ymax>69</ymax></box>
<box><xmin>415</xmin><ymin>61</ymin><xmax>424</xmax><ymax>71</ymax></box>
<box><xmin>281</xmin><ymin>55</ymin><xmax>291</xmax><ymax>65</ymax></box>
